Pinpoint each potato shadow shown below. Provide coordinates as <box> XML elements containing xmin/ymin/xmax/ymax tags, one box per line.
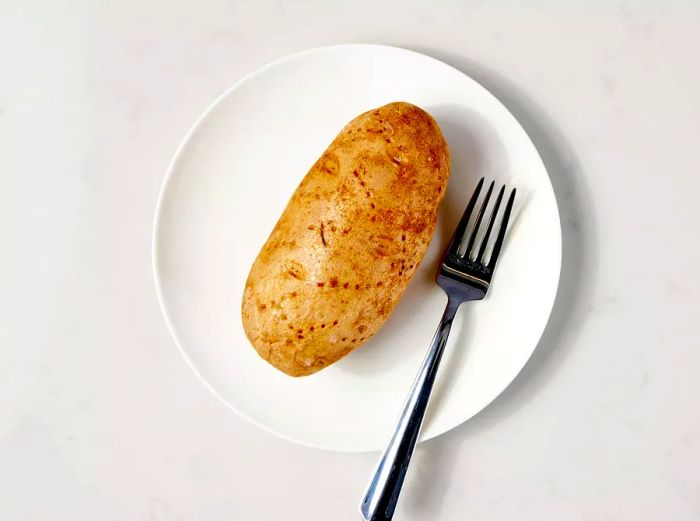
<box><xmin>396</xmin><ymin>48</ymin><xmax>596</xmax><ymax>519</ymax></box>
<box><xmin>422</xmin><ymin>104</ymin><xmax>535</xmax><ymax>427</ymax></box>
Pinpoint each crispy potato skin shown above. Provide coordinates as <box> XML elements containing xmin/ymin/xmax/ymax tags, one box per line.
<box><xmin>242</xmin><ymin>102</ymin><xmax>450</xmax><ymax>376</ymax></box>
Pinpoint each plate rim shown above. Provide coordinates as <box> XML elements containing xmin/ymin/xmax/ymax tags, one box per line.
<box><xmin>152</xmin><ymin>43</ymin><xmax>562</xmax><ymax>452</ymax></box>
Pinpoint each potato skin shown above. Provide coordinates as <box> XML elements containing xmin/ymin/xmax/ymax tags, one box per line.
<box><xmin>242</xmin><ymin>102</ymin><xmax>450</xmax><ymax>376</ymax></box>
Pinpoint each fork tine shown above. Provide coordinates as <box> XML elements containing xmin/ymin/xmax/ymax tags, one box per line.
<box><xmin>476</xmin><ymin>185</ymin><xmax>505</xmax><ymax>264</ymax></box>
<box><xmin>487</xmin><ymin>188</ymin><xmax>516</xmax><ymax>270</ymax></box>
<box><xmin>464</xmin><ymin>180</ymin><xmax>494</xmax><ymax>258</ymax></box>
<box><xmin>446</xmin><ymin>177</ymin><xmax>484</xmax><ymax>255</ymax></box>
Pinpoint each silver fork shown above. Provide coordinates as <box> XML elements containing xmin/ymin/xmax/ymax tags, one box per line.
<box><xmin>359</xmin><ymin>178</ymin><xmax>516</xmax><ymax>521</ymax></box>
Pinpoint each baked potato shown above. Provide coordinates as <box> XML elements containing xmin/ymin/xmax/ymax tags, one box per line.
<box><xmin>242</xmin><ymin>102</ymin><xmax>450</xmax><ymax>376</ymax></box>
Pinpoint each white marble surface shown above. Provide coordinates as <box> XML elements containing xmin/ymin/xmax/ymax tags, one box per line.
<box><xmin>1</xmin><ymin>1</ymin><xmax>699</xmax><ymax>519</ymax></box>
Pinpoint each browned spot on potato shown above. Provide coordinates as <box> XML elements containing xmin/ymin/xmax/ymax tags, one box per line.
<box><xmin>343</xmin><ymin>282</ymin><xmax>349</xmax><ymax>289</ymax></box>
<box><xmin>284</xmin><ymin>260</ymin><xmax>306</xmax><ymax>280</ymax></box>
<box><xmin>317</xmin><ymin>282</ymin><xmax>325</xmax><ymax>288</ymax></box>
<box><xmin>355</xmin><ymin>284</ymin><xmax>360</xmax><ymax>290</ymax></box>
<box><xmin>429</xmin><ymin>147</ymin><xmax>441</xmax><ymax>169</ymax></box>
<box><xmin>314</xmin><ymin>151</ymin><xmax>340</xmax><ymax>176</ymax></box>
<box><xmin>319</xmin><ymin>222</ymin><xmax>326</xmax><ymax>247</ymax></box>
<box><xmin>374</xmin><ymin>242</ymin><xmax>390</xmax><ymax>257</ymax></box>
<box><xmin>280</xmin><ymin>313</ymin><xmax>288</xmax><ymax>320</ymax></box>
<box><xmin>330</xmin><ymin>277</ymin><xmax>339</xmax><ymax>288</ymax></box>
<box><xmin>333</xmin><ymin>320</ymin><xmax>339</xmax><ymax>326</ymax></box>
<box><xmin>358</xmin><ymin>324</ymin><xmax>367</xmax><ymax>334</ymax></box>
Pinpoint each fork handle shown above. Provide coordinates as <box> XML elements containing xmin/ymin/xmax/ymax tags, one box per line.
<box><xmin>360</xmin><ymin>299</ymin><xmax>460</xmax><ymax>521</ymax></box>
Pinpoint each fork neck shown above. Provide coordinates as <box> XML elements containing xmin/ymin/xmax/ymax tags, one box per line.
<box><xmin>442</xmin><ymin>297</ymin><xmax>461</xmax><ymax>323</ymax></box>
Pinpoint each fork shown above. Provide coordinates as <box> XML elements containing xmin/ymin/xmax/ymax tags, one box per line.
<box><xmin>359</xmin><ymin>178</ymin><xmax>516</xmax><ymax>521</ymax></box>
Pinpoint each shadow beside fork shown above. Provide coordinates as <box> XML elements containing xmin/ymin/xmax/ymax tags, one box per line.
<box><xmin>397</xmin><ymin>47</ymin><xmax>597</xmax><ymax>519</ymax></box>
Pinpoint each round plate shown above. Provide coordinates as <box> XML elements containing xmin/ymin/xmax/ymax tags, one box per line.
<box><xmin>153</xmin><ymin>44</ymin><xmax>561</xmax><ymax>452</ymax></box>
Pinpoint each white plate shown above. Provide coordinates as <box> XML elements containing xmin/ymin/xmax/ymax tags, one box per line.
<box><xmin>153</xmin><ymin>44</ymin><xmax>561</xmax><ymax>452</ymax></box>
